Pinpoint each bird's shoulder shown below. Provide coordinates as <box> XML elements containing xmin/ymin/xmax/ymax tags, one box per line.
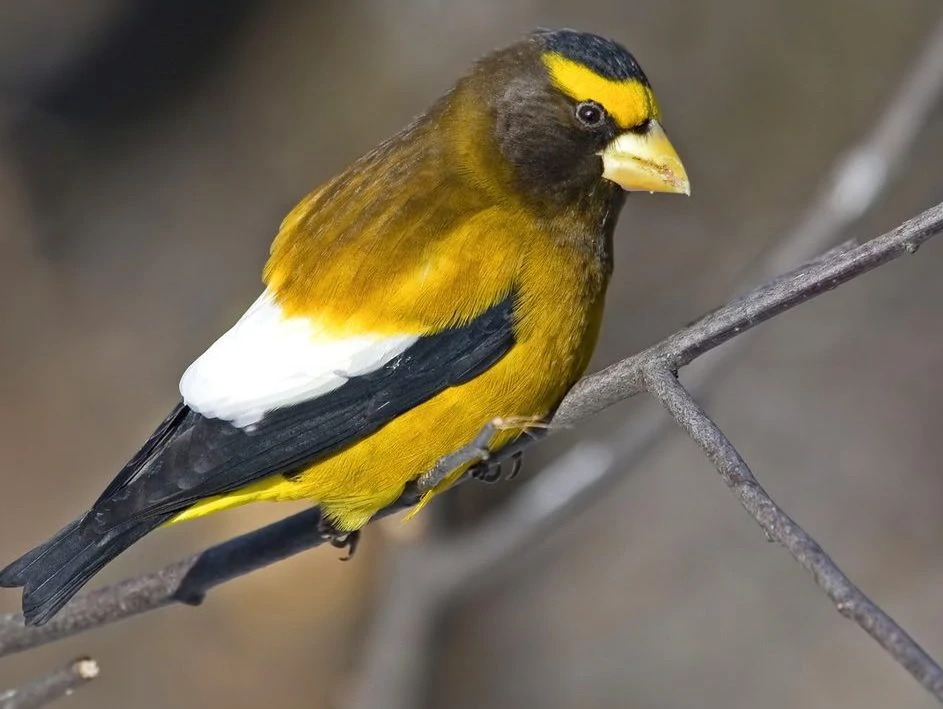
<box><xmin>263</xmin><ymin>154</ymin><xmax>547</xmax><ymax>335</ymax></box>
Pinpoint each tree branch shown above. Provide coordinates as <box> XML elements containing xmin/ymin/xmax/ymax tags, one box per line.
<box><xmin>0</xmin><ymin>658</ymin><xmax>98</xmax><ymax>709</ymax></box>
<box><xmin>3</xmin><ymin>18</ymin><xmax>943</xmax><ymax>701</ymax></box>
<box><xmin>556</xmin><ymin>199</ymin><xmax>943</xmax><ymax>425</ymax></box>
<box><xmin>0</xmin><ymin>200</ymin><xmax>940</xmax><ymax>667</ymax></box>
<box><xmin>348</xmin><ymin>204</ymin><xmax>943</xmax><ymax>709</ymax></box>
<box><xmin>642</xmin><ymin>364</ymin><xmax>943</xmax><ymax>700</ymax></box>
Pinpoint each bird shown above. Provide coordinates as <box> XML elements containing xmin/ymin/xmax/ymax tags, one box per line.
<box><xmin>0</xmin><ymin>28</ymin><xmax>689</xmax><ymax>626</ymax></box>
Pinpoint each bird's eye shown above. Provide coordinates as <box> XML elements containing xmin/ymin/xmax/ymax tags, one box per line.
<box><xmin>575</xmin><ymin>101</ymin><xmax>606</xmax><ymax>128</ymax></box>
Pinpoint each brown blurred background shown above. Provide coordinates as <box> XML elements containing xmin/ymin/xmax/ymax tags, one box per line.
<box><xmin>2</xmin><ymin>1</ymin><xmax>943</xmax><ymax>707</ymax></box>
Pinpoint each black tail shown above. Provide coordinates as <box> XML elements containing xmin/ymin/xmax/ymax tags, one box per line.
<box><xmin>0</xmin><ymin>513</ymin><xmax>171</xmax><ymax>626</ymax></box>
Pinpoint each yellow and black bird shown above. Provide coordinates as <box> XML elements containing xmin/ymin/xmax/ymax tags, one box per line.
<box><xmin>1</xmin><ymin>29</ymin><xmax>688</xmax><ymax>625</ymax></box>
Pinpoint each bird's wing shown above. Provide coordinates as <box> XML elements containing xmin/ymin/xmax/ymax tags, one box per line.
<box><xmin>88</xmin><ymin>289</ymin><xmax>516</xmax><ymax>530</ymax></box>
<box><xmin>88</xmin><ymin>136</ymin><xmax>530</xmax><ymax>530</ymax></box>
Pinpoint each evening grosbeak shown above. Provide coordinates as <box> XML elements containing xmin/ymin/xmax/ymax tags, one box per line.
<box><xmin>1</xmin><ymin>28</ymin><xmax>689</xmax><ymax>625</ymax></box>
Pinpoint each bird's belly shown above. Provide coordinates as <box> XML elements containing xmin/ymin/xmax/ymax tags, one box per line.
<box><xmin>287</xmin><ymin>332</ymin><xmax>582</xmax><ymax>529</ymax></box>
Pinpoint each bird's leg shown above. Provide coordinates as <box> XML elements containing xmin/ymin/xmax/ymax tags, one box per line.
<box><xmin>419</xmin><ymin>421</ymin><xmax>499</xmax><ymax>490</ymax></box>
<box><xmin>316</xmin><ymin>516</ymin><xmax>361</xmax><ymax>561</ymax></box>
<box><xmin>420</xmin><ymin>416</ymin><xmax>546</xmax><ymax>488</ymax></box>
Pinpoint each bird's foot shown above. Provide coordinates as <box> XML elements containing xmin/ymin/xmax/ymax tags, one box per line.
<box><xmin>467</xmin><ymin>415</ymin><xmax>546</xmax><ymax>483</ymax></box>
<box><xmin>472</xmin><ymin>450</ymin><xmax>524</xmax><ymax>484</ymax></box>
<box><xmin>317</xmin><ymin>517</ymin><xmax>361</xmax><ymax>561</ymax></box>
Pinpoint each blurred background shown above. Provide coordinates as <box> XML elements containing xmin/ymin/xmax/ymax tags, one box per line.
<box><xmin>1</xmin><ymin>1</ymin><xmax>943</xmax><ymax>707</ymax></box>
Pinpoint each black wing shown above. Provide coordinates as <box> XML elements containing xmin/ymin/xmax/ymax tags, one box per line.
<box><xmin>86</xmin><ymin>294</ymin><xmax>516</xmax><ymax>531</ymax></box>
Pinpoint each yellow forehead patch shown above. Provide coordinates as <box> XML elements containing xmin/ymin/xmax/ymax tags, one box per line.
<box><xmin>542</xmin><ymin>52</ymin><xmax>659</xmax><ymax>129</ymax></box>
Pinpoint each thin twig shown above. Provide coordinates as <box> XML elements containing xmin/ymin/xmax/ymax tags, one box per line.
<box><xmin>642</xmin><ymin>364</ymin><xmax>943</xmax><ymax>701</ymax></box>
<box><xmin>0</xmin><ymin>199</ymin><xmax>939</xmax><ymax>664</ymax></box>
<box><xmin>0</xmin><ymin>658</ymin><xmax>98</xmax><ymax>709</ymax></box>
<box><xmin>0</xmin><ymin>509</ymin><xmax>329</xmax><ymax>654</ymax></box>
<box><xmin>553</xmin><ymin>200</ymin><xmax>943</xmax><ymax>428</ymax></box>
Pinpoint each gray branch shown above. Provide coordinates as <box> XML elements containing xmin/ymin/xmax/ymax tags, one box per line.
<box><xmin>349</xmin><ymin>203</ymin><xmax>943</xmax><ymax>709</ymax></box>
<box><xmin>643</xmin><ymin>365</ymin><xmax>943</xmax><ymax>700</ymax></box>
<box><xmin>1</xmin><ymin>16</ymin><xmax>943</xmax><ymax>704</ymax></box>
<box><xmin>0</xmin><ymin>199</ymin><xmax>939</xmax><ymax>688</ymax></box>
<box><xmin>0</xmin><ymin>658</ymin><xmax>98</xmax><ymax>709</ymax></box>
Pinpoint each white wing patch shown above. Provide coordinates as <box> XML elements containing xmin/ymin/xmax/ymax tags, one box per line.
<box><xmin>179</xmin><ymin>290</ymin><xmax>418</xmax><ymax>428</ymax></box>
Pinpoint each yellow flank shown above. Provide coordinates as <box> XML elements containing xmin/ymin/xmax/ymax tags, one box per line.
<box><xmin>169</xmin><ymin>210</ymin><xmax>608</xmax><ymax>531</ymax></box>
<box><xmin>542</xmin><ymin>52</ymin><xmax>659</xmax><ymax>128</ymax></box>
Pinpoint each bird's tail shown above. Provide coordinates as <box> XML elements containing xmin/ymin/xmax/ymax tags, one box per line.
<box><xmin>0</xmin><ymin>513</ymin><xmax>171</xmax><ymax>626</ymax></box>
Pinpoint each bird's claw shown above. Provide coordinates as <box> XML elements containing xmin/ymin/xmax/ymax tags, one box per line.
<box><xmin>472</xmin><ymin>461</ymin><xmax>502</xmax><ymax>484</ymax></box>
<box><xmin>507</xmin><ymin>450</ymin><xmax>524</xmax><ymax>480</ymax></box>
<box><xmin>472</xmin><ymin>450</ymin><xmax>524</xmax><ymax>484</ymax></box>
<box><xmin>317</xmin><ymin>517</ymin><xmax>361</xmax><ymax>561</ymax></box>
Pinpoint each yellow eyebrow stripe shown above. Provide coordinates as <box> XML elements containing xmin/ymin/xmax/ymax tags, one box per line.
<box><xmin>542</xmin><ymin>53</ymin><xmax>659</xmax><ymax>129</ymax></box>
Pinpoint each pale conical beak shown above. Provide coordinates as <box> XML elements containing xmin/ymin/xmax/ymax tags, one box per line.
<box><xmin>600</xmin><ymin>120</ymin><xmax>690</xmax><ymax>195</ymax></box>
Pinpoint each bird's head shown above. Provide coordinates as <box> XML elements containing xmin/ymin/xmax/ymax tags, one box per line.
<box><xmin>444</xmin><ymin>29</ymin><xmax>689</xmax><ymax>208</ymax></box>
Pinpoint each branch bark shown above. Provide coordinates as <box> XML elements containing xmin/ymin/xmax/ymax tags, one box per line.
<box><xmin>3</xmin><ymin>16</ymin><xmax>943</xmax><ymax>699</ymax></box>
<box><xmin>0</xmin><ymin>658</ymin><xmax>98</xmax><ymax>709</ymax></box>
<box><xmin>0</xmin><ymin>200</ymin><xmax>940</xmax><ymax>671</ymax></box>
<box><xmin>349</xmin><ymin>203</ymin><xmax>943</xmax><ymax>709</ymax></box>
<box><xmin>643</xmin><ymin>365</ymin><xmax>943</xmax><ymax>699</ymax></box>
